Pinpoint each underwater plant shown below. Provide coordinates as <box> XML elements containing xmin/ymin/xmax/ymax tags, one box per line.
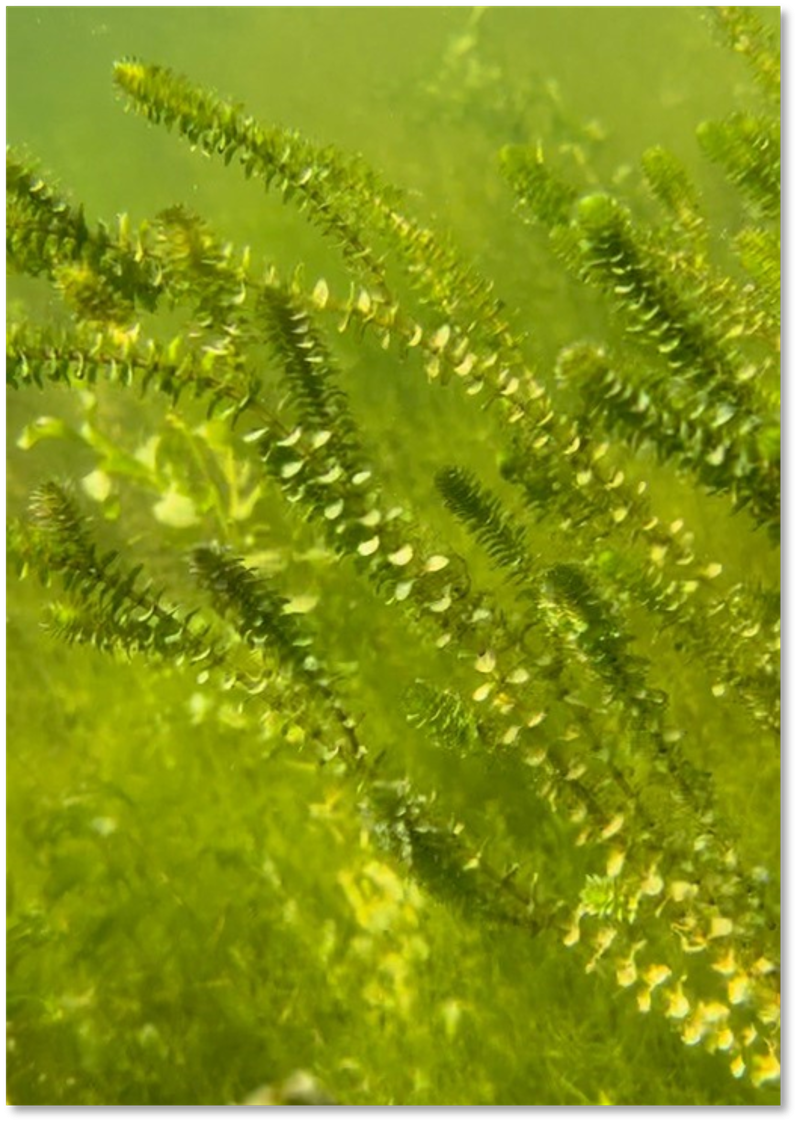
<box><xmin>6</xmin><ymin>7</ymin><xmax>779</xmax><ymax>1107</ymax></box>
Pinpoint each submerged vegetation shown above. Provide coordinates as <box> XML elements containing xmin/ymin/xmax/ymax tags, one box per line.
<box><xmin>6</xmin><ymin>8</ymin><xmax>779</xmax><ymax>1106</ymax></box>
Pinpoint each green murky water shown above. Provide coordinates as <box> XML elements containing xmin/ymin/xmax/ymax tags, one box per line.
<box><xmin>7</xmin><ymin>6</ymin><xmax>780</xmax><ymax>1107</ymax></box>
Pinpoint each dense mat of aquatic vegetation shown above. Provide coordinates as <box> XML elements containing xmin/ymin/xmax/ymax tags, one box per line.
<box><xmin>6</xmin><ymin>7</ymin><xmax>779</xmax><ymax>1106</ymax></box>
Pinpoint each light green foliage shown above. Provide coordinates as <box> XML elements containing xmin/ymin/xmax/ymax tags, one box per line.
<box><xmin>7</xmin><ymin>8</ymin><xmax>779</xmax><ymax>1107</ymax></box>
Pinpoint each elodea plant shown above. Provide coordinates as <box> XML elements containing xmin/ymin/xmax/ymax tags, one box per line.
<box><xmin>6</xmin><ymin>8</ymin><xmax>779</xmax><ymax>1106</ymax></box>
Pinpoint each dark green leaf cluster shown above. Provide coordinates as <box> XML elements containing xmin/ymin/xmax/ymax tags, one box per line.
<box><xmin>500</xmin><ymin>111</ymin><xmax>780</xmax><ymax>538</ymax></box>
<box><xmin>18</xmin><ymin>483</ymin><xmax>220</xmax><ymax>665</ymax></box>
<box><xmin>435</xmin><ymin>465</ymin><xmax>532</xmax><ymax>577</ymax></box>
<box><xmin>366</xmin><ymin>780</ymin><xmax>540</xmax><ymax>934</ymax></box>
<box><xmin>542</xmin><ymin>562</ymin><xmax>649</xmax><ymax>706</ymax></box>
<box><xmin>258</xmin><ymin>285</ymin><xmax>361</xmax><ymax>473</ymax></box>
<box><xmin>190</xmin><ymin>547</ymin><xmax>314</xmax><ymax>680</ymax></box>
<box><xmin>697</xmin><ymin>114</ymin><xmax>780</xmax><ymax>220</ymax></box>
<box><xmin>403</xmin><ymin>679</ymin><xmax>479</xmax><ymax>758</ymax></box>
<box><xmin>7</xmin><ymin>149</ymin><xmax>161</xmax><ymax>320</ymax></box>
<box><xmin>500</xmin><ymin>143</ymin><xmax>578</xmax><ymax>229</ymax></box>
<box><xmin>113</xmin><ymin>59</ymin><xmax>396</xmax><ymax>295</ymax></box>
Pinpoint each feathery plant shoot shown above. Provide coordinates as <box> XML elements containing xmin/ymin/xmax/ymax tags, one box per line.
<box><xmin>6</xmin><ymin>7</ymin><xmax>779</xmax><ymax>1107</ymax></box>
